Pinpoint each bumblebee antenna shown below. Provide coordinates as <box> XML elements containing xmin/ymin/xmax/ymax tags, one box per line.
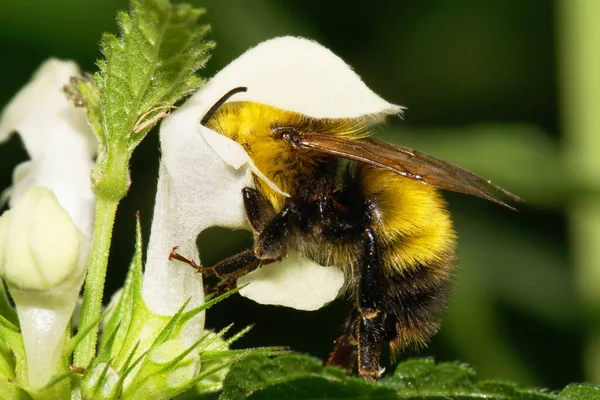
<box><xmin>201</xmin><ymin>86</ymin><xmax>248</xmax><ymax>126</ymax></box>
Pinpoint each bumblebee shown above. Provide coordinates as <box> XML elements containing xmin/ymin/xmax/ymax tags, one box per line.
<box><xmin>170</xmin><ymin>87</ymin><xmax>519</xmax><ymax>380</ymax></box>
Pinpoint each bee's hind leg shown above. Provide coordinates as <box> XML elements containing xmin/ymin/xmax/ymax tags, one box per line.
<box><xmin>326</xmin><ymin>228</ymin><xmax>386</xmax><ymax>380</ymax></box>
<box><xmin>327</xmin><ymin>309</ymin><xmax>359</xmax><ymax>373</ymax></box>
<box><xmin>356</xmin><ymin>228</ymin><xmax>385</xmax><ymax>380</ymax></box>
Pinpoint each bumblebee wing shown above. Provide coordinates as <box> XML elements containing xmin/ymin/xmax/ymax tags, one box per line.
<box><xmin>291</xmin><ymin>133</ymin><xmax>520</xmax><ymax>209</ymax></box>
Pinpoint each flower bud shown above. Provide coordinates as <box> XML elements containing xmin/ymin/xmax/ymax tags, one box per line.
<box><xmin>0</xmin><ymin>186</ymin><xmax>89</xmax><ymax>390</ymax></box>
<box><xmin>0</xmin><ymin>186</ymin><xmax>85</xmax><ymax>290</ymax></box>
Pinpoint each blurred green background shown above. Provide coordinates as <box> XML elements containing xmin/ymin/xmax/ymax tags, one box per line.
<box><xmin>1</xmin><ymin>0</ymin><xmax>597</xmax><ymax>392</ymax></box>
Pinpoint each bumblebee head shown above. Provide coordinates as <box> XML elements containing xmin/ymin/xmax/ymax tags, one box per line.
<box><xmin>201</xmin><ymin>88</ymin><xmax>312</xmax><ymax>160</ymax></box>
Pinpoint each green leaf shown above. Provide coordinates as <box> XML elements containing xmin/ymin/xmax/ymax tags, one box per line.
<box><xmin>82</xmin><ymin>0</ymin><xmax>213</xmax><ymax>200</ymax></box>
<box><xmin>558</xmin><ymin>384</ymin><xmax>600</xmax><ymax>400</ymax></box>
<box><xmin>63</xmin><ymin>74</ymin><xmax>104</xmax><ymax>141</ymax></box>
<box><xmin>219</xmin><ymin>354</ymin><xmax>393</xmax><ymax>400</ymax></box>
<box><xmin>219</xmin><ymin>356</ymin><xmax>564</xmax><ymax>400</ymax></box>
<box><xmin>94</xmin><ymin>0</ymin><xmax>212</xmax><ymax>145</ymax></box>
<box><xmin>381</xmin><ymin>359</ymin><xmax>553</xmax><ymax>399</ymax></box>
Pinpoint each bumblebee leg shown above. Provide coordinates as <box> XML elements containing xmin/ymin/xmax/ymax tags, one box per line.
<box><xmin>205</xmin><ymin>251</ymin><xmax>261</xmax><ymax>296</ymax></box>
<box><xmin>210</xmin><ymin>249</ymin><xmax>260</xmax><ymax>279</ymax></box>
<box><xmin>242</xmin><ymin>187</ymin><xmax>276</xmax><ymax>232</ymax></box>
<box><xmin>169</xmin><ymin>247</ymin><xmax>259</xmax><ymax>279</ymax></box>
<box><xmin>253</xmin><ymin>204</ymin><xmax>294</xmax><ymax>260</ymax></box>
<box><xmin>356</xmin><ymin>228</ymin><xmax>385</xmax><ymax>380</ymax></box>
<box><xmin>326</xmin><ymin>309</ymin><xmax>359</xmax><ymax>373</ymax></box>
<box><xmin>170</xmin><ymin>188</ymin><xmax>282</xmax><ymax>289</ymax></box>
<box><xmin>205</xmin><ymin>279</ymin><xmax>237</xmax><ymax>296</ymax></box>
<box><xmin>241</xmin><ymin>186</ymin><xmax>292</xmax><ymax>260</ymax></box>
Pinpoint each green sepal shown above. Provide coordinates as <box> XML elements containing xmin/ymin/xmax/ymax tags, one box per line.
<box><xmin>63</xmin><ymin>311</ymin><xmax>106</xmax><ymax>359</ymax></box>
<box><xmin>0</xmin><ymin>316</ymin><xmax>26</xmax><ymax>390</ymax></box>
<box><xmin>178</xmin><ymin>285</ymin><xmax>246</xmax><ymax>327</ymax></box>
<box><xmin>0</xmin><ymin>318</ymin><xmax>29</xmax><ymax>399</ymax></box>
<box><xmin>0</xmin><ymin>282</ymin><xmax>18</xmax><ymax>326</ymax></box>
<box><xmin>82</xmin><ymin>216</ymin><xmax>256</xmax><ymax>399</ymax></box>
<box><xmin>0</xmin><ymin>319</ymin><xmax>71</xmax><ymax>400</ymax></box>
<box><xmin>100</xmin><ymin>215</ymin><xmax>143</xmax><ymax>360</ymax></box>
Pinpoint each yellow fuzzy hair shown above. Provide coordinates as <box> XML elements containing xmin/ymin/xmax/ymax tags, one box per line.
<box><xmin>205</xmin><ymin>101</ymin><xmax>370</xmax><ymax>210</ymax></box>
<box><xmin>357</xmin><ymin>166</ymin><xmax>456</xmax><ymax>274</ymax></box>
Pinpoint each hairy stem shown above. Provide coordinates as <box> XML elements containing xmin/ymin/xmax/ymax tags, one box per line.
<box><xmin>74</xmin><ymin>196</ymin><xmax>119</xmax><ymax>367</ymax></box>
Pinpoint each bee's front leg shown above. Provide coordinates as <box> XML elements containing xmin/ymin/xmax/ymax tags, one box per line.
<box><xmin>252</xmin><ymin>204</ymin><xmax>295</xmax><ymax>260</ymax></box>
<box><xmin>169</xmin><ymin>248</ymin><xmax>259</xmax><ymax>279</ymax></box>
<box><xmin>242</xmin><ymin>187</ymin><xmax>276</xmax><ymax>233</ymax></box>
<box><xmin>242</xmin><ymin>186</ymin><xmax>293</xmax><ymax>261</ymax></box>
<box><xmin>169</xmin><ymin>247</ymin><xmax>261</xmax><ymax>296</ymax></box>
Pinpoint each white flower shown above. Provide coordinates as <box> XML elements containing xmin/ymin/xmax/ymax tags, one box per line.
<box><xmin>0</xmin><ymin>59</ymin><xmax>96</xmax><ymax>237</ymax></box>
<box><xmin>0</xmin><ymin>59</ymin><xmax>96</xmax><ymax>389</ymax></box>
<box><xmin>0</xmin><ymin>187</ymin><xmax>89</xmax><ymax>390</ymax></box>
<box><xmin>143</xmin><ymin>37</ymin><xmax>400</xmax><ymax>323</ymax></box>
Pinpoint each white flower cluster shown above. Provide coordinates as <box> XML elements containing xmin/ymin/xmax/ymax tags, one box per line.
<box><xmin>0</xmin><ymin>59</ymin><xmax>95</xmax><ymax>390</ymax></box>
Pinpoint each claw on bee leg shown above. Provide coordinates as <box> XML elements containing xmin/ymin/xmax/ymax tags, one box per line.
<box><xmin>168</xmin><ymin>246</ymin><xmax>210</xmax><ymax>275</ymax></box>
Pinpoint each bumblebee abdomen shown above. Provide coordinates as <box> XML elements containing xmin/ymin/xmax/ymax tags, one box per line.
<box><xmin>356</xmin><ymin>165</ymin><xmax>456</xmax><ymax>273</ymax></box>
<box><xmin>354</xmin><ymin>165</ymin><xmax>457</xmax><ymax>352</ymax></box>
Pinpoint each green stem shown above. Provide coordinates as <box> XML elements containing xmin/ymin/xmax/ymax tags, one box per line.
<box><xmin>74</xmin><ymin>196</ymin><xmax>119</xmax><ymax>368</ymax></box>
<box><xmin>558</xmin><ymin>0</ymin><xmax>600</xmax><ymax>382</ymax></box>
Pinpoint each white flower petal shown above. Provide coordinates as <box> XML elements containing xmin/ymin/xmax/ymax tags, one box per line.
<box><xmin>10</xmin><ymin>156</ymin><xmax>95</xmax><ymax>238</ymax></box>
<box><xmin>193</xmin><ymin>36</ymin><xmax>402</xmax><ymax>120</ymax></box>
<box><xmin>143</xmin><ymin>103</ymin><xmax>250</xmax><ymax>335</ymax></box>
<box><xmin>0</xmin><ymin>58</ymin><xmax>96</xmax><ymax>389</ymax></box>
<box><xmin>200</xmin><ymin>128</ymin><xmax>289</xmax><ymax>197</ymax></box>
<box><xmin>0</xmin><ymin>58</ymin><xmax>96</xmax><ymax>159</ymax></box>
<box><xmin>238</xmin><ymin>254</ymin><xmax>345</xmax><ymax>311</ymax></box>
<box><xmin>199</xmin><ymin>128</ymin><xmax>250</xmax><ymax>170</ymax></box>
<box><xmin>0</xmin><ymin>58</ymin><xmax>96</xmax><ymax>237</ymax></box>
